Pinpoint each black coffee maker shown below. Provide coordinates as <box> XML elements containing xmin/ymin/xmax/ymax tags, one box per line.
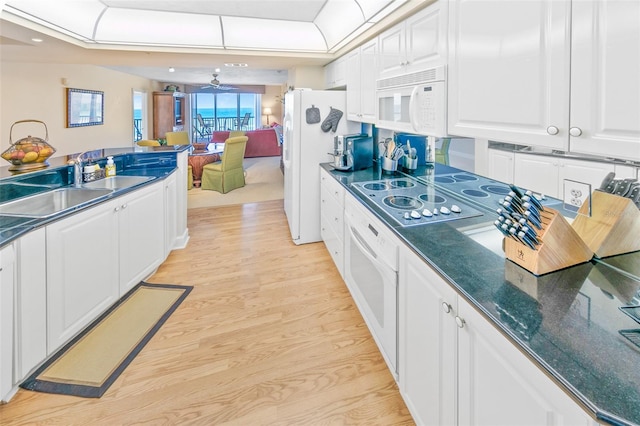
<box><xmin>344</xmin><ymin>134</ymin><xmax>373</xmax><ymax>171</ymax></box>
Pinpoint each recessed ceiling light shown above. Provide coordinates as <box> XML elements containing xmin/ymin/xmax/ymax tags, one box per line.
<box><xmin>225</xmin><ymin>63</ymin><xmax>248</xmax><ymax>68</ymax></box>
<box><xmin>31</xmin><ymin>38</ymin><xmax>43</xmax><ymax>42</ymax></box>
<box><xmin>169</xmin><ymin>67</ymin><xmax>175</xmax><ymax>72</ymax></box>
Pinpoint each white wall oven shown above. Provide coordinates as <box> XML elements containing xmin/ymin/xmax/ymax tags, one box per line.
<box><xmin>343</xmin><ymin>195</ymin><xmax>399</xmax><ymax>379</ymax></box>
<box><xmin>376</xmin><ymin>65</ymin><xmax>447</xmax><ymax>136</ymax></box>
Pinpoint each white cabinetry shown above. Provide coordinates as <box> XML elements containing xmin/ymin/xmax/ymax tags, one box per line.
<box><xmin>14</xmin><ymin>228</ymin><xmax>47</xmax><ymax>382</ymax></box>
<box><xmin>399</xmin><ymin>245</ymin><xmax>457</xmax><ymax>425</ymax></box>
<box><xmin>487</xmin><ymin>148</ymin><xmax>514</xmax><ymax>184</ymax></box>
<box><xmin>377</xmin><ymin>2</ymin><xmax>447</xmax><ymax>80</ymax></box>
<box><xmin>0</xmin><ymin>244</ymin><xmax>15</xmax><ymax>402</ymax></box>
<box><xmin>569</xmin><ymin>1</ymin><xmax>640</xmax><ymax>161</ymax></box>
<box><xmin>399</xmin><ymin>245</ymin><xmax>595</xmax><ymax>426</ymax></box>
<box><xmin>164</xmin><ymin>171</ymin><xmax>177</xmax><ymax>258</ymax></box>
<box><xmin>514</xmin><ymin>153</ymin><xmax>615</xmax><ymax>198</ymax></box>
<box><xmin>448</xmin><ymin>0</ymin><xmax>639</xmax><ymax>160</ymax></box>
<box><xmin>117</xmin><ymin>182</ymin><xmax>164</xmax><ymax>294</ymax></box>
<box><xmin>457</xmin><ymin>296</ymin><xmax>595</xmax><ymax>426</ymax></box>
<box><xmin>320</xmin><ymin>167</ymin><xmax>345</xmax><ymax>277</ymax></box>
<box><xmin>47</xmin><ymin>181</ymin><xmax>164</xmax><ymax>354</ymax></box>
<box><xmin>325</xmin><ymin>56</ymin><xmax>347</xmax><ymax>89</ymax></box>
<box><xmin>46</xmin><ymin>199</ymin><xmax>120</xmax><ymax>354</ymax></box>
<box><xmin>174</xmin><ymin>150</ymin><xmax>189</xmax><ymax>249</ymax></box>
<box><xmin>346</xmin><ymin>38</ymin><xmax>377</xmax><ymax>123</ymax></box>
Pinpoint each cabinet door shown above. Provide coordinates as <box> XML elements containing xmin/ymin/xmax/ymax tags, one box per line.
<box><xmin>514</xmin><ymin>154</ymin><xmax>560</xmax><ymax>198</ymax></box>
<box><xmin>118</xmin><ymin>182</ymin><xmax>164</xmax><ymax>295</ymax></box>
<box><xmin>569</xmin><ymin>1</ymin><xmax>640</xmax><ymax>161</ymax></box>
<box><xmin>457</xmin><ymin>297</ymin><xmax>594</xmax><ymax>426</ymax></box>
<box><xmin>0</xmin><ymin>244</ymin><xmax>15</xmax><ymax>402</ymax></box>
<box><xmin>487</xmin><ymin>149</ymin><xmax>514</xmax><ymax>183</ymax></box>
<box><xmin>405</xmin><ymin>1</ymin><xmax>447</xmax><ymax>73</ymax></box>
<box><xmin>399</xmin><ymin>246</ymin><xmax>457</xmax><ymax>426</ymax></box>
<box><xmin>14</xmin><ymin>228</ymin><xmax>47</xmax><ymax>382</ymax></box>
<box><xmin>378</xmin><ymin>23</ymin><xmax>405</xmax><ymax>79</ymax></box>
<box><xmin>164</xmin><ymin>172</ymin><xmax>177</xmax><ymax>259</ymax></box>
<box><xmin>359</xmin><ymin>38</ymin><xmax>378</xmax><ymax>123</ymax></box>
<box><xmin>47</xmin><ymin>201</ymin><xmax>119</xmax><ymax>354</ymax></box>
<box><xmin>325</xmin><ymin>56</ymin><xmax>347</xmax><ymax>89</ymax></box>
<box><xmin>345</xmin><ymin>49</ymin><xmax>362</xmax><ymax>121</ymax></box>
<box><xmin>448</xmin><ymin>0</ymin><xmax>571</xmax><ymax>150</ymax></box>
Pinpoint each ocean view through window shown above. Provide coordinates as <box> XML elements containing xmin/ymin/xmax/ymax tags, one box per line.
<box><xmin>191</xmin><ymin>92</ymin><xmax>261</xmax><ymax>141</ymax></box>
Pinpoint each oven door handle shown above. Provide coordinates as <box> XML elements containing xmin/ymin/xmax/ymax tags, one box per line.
<box><xmin>347</xmin><ymin>222</ymin><xmax>379</xmax><ymax>262</ymax></box>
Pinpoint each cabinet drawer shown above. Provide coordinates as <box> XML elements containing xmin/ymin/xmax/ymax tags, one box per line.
<box><xmin>321</xmin><ymin>185</ymin><xmax>344</xmax><ymax>238</ymax></box>
<box><xmin>321</xmin><ymin>217</ymin><xmax>344</xmax><ymax>276</ymax></box>
<box><xmin>320</xmin><ymin>170</ymin><xmax>345</xmax><ymax>207</ymax></box>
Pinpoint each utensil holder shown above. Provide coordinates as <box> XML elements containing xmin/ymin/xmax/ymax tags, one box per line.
<box><xmin>571</xmin><ymin>190</ymin><xmax>640</xmax><ymax>258</ymax></box>
<box><xmin>403</xmin><ymin>156</ymin><xmax>418</xmax><ymax>172</ymax></box>
<box><xmin>381</xmin><ymin>156</ymin><xmax>398</xmax><ymax>173</ymax></box>
<box><xmin>504</xmin><ymin>207</ymin><xmax>593</xmax><ymax>276</ymax></box>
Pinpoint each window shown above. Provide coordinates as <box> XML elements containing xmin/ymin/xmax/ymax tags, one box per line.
<box><xmin>191</xmin><ymin>92</ymin><xmax>261</xmax><ymax>141</ymax></box>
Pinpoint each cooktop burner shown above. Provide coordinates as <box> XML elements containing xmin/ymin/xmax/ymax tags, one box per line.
<box><xmin>350</xmin><ymin>177</ymin><xmax>484</xmax><ymax>227</ymax></box>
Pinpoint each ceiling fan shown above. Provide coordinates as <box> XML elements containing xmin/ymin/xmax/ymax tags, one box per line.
<box><xmin>201</xmin><ymin>73</ymin><xmax>236</xmax><ymax>90</ymax></box>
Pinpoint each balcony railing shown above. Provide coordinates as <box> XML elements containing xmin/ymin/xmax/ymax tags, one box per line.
<box><xmin>192</xmin><ymin>115</ymin><xmax>256</xmax><ymax>141</ymax></box>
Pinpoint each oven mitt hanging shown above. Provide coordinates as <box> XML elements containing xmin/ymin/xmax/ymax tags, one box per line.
<box><xmin>321</xmin><ymin>107</ymin><xmax>343</xmax><ymax>133</ymax></box>
<box><xmin>305</xmin><ymin>105</ymin><xmax>321</xmax><ymax>124</ymax></box>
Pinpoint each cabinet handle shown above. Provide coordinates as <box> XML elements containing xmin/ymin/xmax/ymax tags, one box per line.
<box><xmin>569</xmin><ymin>127</ymin><xmax>582</xmax><ymax>137</ymax></box>
<box><xmin>442</xmin><ymin>302</ymin><xmax>452</xmax><ymax>314</ymax></box>
<box><xmin>121</xmin><ymin>204</ymin><xmax>128</xmax><ymax>209</ymax></box>
<box><xmin>455</xmin><ymin>316</ymin><xmax>465</xmax><ymax>328</ymax></box>
<box><xmin>546</xmin><ymin>126</ymin><xmax>559</xmax><ymax>135</ymax></box>
<box><xmin>114</xmin><ymin>206</ymin><xmax>120</xmax><ymax>212</ymax></box>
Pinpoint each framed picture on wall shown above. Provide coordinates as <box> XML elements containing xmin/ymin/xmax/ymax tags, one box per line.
<box><xmin>66</xmin><ymin>88</ymin><xmax>104</xmax><ymax>127</ymax></box>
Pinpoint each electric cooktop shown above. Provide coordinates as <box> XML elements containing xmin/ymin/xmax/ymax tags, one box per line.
<box><xmin>350</xmin><ymin>177</ymin><xmax>484</xmax><ymax>227</ymax></box>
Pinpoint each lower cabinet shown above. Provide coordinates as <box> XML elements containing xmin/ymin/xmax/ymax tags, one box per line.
<box><xmin>0</xmin><ymin>244</ymin><xmax>15</xmax><ymax>402</ymax></box>
<box><xmin>487</xmin><ymin>148</ymin><xmax>515</xmax><ymax>184</ymax></box>
<box><xmin>399</xmin><ymin>245</ymin><xmax>596</xmax><ymax>426</ymax></box>
<box><xmin>46</xmin><ymin>181</ymin><xmax>164</xmax><ymax>354</ymax></box>
<box><xmin>164</xmin><ymin>171</ymin><xmax>177</xmax><ymax>258</ymax></box>
<box><xmin>320</xmin><ymin>167</ymin><xmax>345</xmax><ymax>277</ymax></box>
<box><xmin>14</xmin><ymin>228</ymin><xmax>47</xmax><ymax>383</ymax></box>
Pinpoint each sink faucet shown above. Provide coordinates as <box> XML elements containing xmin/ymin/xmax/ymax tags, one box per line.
<box><xmin>73</xmin><ymin>151</ymin><xmax>90</xmax><ymax>187</ymax></box>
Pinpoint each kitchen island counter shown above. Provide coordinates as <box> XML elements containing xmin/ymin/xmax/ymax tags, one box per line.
<box><xmin>322</xmin><ymin>162</ymin><xmax>640</xmax><ymax>426</ymax></box>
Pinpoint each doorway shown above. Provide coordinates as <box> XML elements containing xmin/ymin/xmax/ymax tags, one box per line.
<box><xmin>133</xmin><ymin>90</ymin><xmax>147</xmax><ymax>142</ymax></box>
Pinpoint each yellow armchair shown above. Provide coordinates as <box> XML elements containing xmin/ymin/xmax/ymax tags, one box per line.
<box><xmin>165</xmin><ymin>131</ymin><xmax>190</xmax><ymax>146</ymax></box>
<box><xmin>201</xmin><ymin>136</ymin><xmax>248</xmax><ymax>193</ymax></box>
<box><xmin>136</xmin><ymin>139</ymin><xmax>160</xmax><ymax>147</ymax></box>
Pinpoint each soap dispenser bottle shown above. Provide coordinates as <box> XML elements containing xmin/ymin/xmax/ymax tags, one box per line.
<box><xmin>105</xmin><ymin>156</ymin><xmax>116</xmax><ymax>177</ymax></box>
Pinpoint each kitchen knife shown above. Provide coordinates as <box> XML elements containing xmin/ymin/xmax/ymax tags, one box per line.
<box><xmin>614</xmin><ymin>178</ymin><xmax>638</xmax><ymax>197</ymax></box>
<box><xmin>523</xmin><ymin>192</ymin><xmax>544</xmax><ymax>211</ymax></box>
<box><xmin>598</xmin><ymin>171</ymin><xmax>616</xmax><ymax>192</ymax></box>
<box><xmin>509</xmin><ymin>184</ymin><xmax>524</xmax><ymax>198</ymax></box>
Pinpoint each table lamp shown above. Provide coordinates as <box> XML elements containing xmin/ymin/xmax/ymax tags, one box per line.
<box><xmin>263</xmin><ymin>107</ymin><xmax>272</xmax><ymax>126</ymax></box>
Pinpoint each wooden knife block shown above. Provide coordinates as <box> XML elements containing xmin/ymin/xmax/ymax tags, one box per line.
<box><xmin>504</xmin><ymin>207</ymin><xmax>593</xmax><ymax>276</ymax></box>
<box><xmin>571</xmin><ymin>190</ymin><xmax>640</xmax><ymax>258</ymax></box>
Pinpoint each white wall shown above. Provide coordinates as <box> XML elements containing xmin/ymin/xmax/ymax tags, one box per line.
<box><xmin>0</xmin><ymin>62</ymin><xmax>160</xmax><ymax>159</ymax></box>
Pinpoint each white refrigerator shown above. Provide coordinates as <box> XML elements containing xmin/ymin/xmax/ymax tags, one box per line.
<box><xmin>283</xmin><ymin>89</ymin><xmax>359</xmax><ymax>245</ymax></box>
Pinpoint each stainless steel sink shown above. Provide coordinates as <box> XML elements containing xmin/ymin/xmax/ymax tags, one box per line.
<box><xmin>82</xmin><ymin>175</ymin><xmax>152</xmax><ymax>190</ymax></box>
<box><xmin>0</xmin><ymin>187</ymin><xmax>113</xmax><ymax>218</ymax></box>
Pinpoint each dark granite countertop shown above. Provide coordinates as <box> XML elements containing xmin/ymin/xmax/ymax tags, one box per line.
<box><xmin>0</xmin><ymin>146</ymin><xmax>190</xmax><ymax>248</ymax></box>
<box><xmin>322</xmin><ymin>161</ymin><xmax>640</xmax><ymax>426</ymax></box>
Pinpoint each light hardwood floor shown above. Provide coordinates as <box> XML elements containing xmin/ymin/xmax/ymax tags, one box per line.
<box><xmin>0</xmin><ymin>200</ymin><xmax>413</xmax><ymax>425</ymax></box>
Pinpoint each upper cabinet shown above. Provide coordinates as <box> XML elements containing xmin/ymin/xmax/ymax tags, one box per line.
<box><xmin>377</xmin><ymin>1</ymin><xmax>448</xmax><ymax>81</ymax></box>
<box><xmin>324</xmin><ymin>56</ymin><xmax>347</xmax><ymax>89</ymax></box>
<box><xmin>448</xmin><ymin>0</ymin><xmax>640</xmax><ymax>161</ymax></box>
<box><xmin>569</xmin><ymin>1</ymin><xmax>640</xmax><ymax>161</ymax></box>
<box><xmin>346</xmin><ymin>38</ymin><xmax>377</xmax><ymax>123</ymax></box>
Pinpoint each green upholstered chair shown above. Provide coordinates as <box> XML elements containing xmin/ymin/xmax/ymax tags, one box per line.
<box><xmin>229</xmin><ymin>130</ymin><xmax>245</xmax><ymax>138</ymax></box>
<box><xmin>165</xmin><ymin>131</ymin><xmax>190</xmax><ymax>146</ymax></box>
<box><xmin>435</xmin><ymin>137</ymin><xmax>451</xmax><ymax>165</ymax></box>
<box><xmin>187</xmin><ymin>165</ymin><xmax>193</xmax><ymax>190</ymax></box>
<box><xmin>200</xmin><ymin>136</ymin><xmax>248</xmax><ymax>193</ymax></box>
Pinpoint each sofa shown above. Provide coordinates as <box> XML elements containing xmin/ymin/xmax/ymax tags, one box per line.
<box><xmin>210</xmin><ymin>128</ymin><xmax>281</xmax><ymax>158</ymax></box>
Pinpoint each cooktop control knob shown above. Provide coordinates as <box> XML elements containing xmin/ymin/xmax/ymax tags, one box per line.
<box><xmin>440</xmin><ymin>206</ymin><xmax>451</xmax><ymax>215</ymax></box>
<box><xmin>404</xmin><ymin>212</ymin><xmax>411</xmax><ymax>220</ymax></box>
<box><xmin>451</xmin><ymin>204</ymin><xmax>461</xmax><ymax>213</ymax></box>
<box><xmin>410</xmin><ymin>210</ymin><xmax>422</xmax><ymax>219</ymax></box>
<box><xmin>432</xmin><ymin>208</ymin><xmax>439</xmax><ymax>215</ymax></box>
<box><xmin>422</xmin><ymin>209</ymin><xmax>433</xmax><ymax>217</ymax></box>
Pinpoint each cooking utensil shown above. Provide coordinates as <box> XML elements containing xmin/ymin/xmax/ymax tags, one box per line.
<box><xmin>386</xmin><ymin>139</ymin><xmax>395</xmax><ymax>159</ymax></box>
<box><xmin>2</xmin><ymin>119</ymin><xmax>56</xmax><ymax>171</ymax></box>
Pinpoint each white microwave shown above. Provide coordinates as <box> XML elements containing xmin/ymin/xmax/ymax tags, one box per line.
<box><xmin>376</xmin><ymin>66</ymin><xmax>447</xmax><ymax>137</ymax></box>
